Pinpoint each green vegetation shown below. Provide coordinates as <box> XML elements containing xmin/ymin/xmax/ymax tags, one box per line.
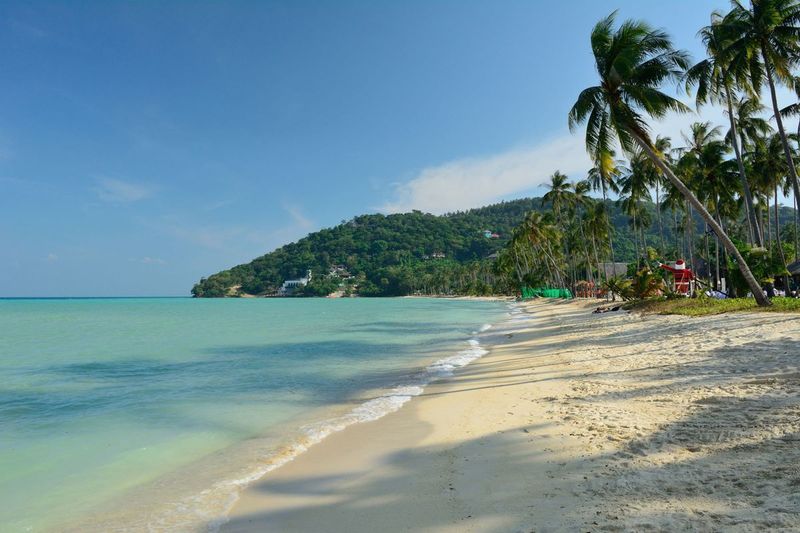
<box><xmin>628</xmin><ymin>297</ymin><xmax>800</xmax><ymax>316</ymax></box>
<box><xmin>192</xmin><ymin>199</ymin><xmax>692</xmax><ymax>297</ymax></box>
<box><xmin>505</xmin><ymin>3</ymin><xmax>800</xmax><ymax>306</ymax></box>
<box><xmin>197</xmin><ymin>2</ymin><xmax>800</xmax><ymax>303</ymax></box>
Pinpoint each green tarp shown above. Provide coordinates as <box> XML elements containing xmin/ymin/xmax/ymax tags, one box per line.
<box><xmin>520</xmin><ymin>287</ymin><xmax>573</xmax><ymax>299</ymax></box>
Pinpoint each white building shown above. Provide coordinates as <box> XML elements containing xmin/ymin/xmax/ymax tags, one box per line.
<box><xmin>279</xmin><ymin>269</ymin><xmax>312</xmax><ymax>295</ymax></box>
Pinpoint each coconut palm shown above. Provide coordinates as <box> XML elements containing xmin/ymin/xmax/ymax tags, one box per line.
<box><xmin>650</xmin><ymin>136</ymin><xmax>672</xmax><ymax>253</ymax></box>
<box><xmin>749</xmin><ymin>133</ymin><xmax>792</xmax><ymax>281</ymax></box>
<box><xmin>722</xmin><ymin>0</ymin><xmax>800</xmax><ymax>215</ymax></box>
<box><xmin>542</xmin><ymin>171</ymin><xmax>578</xmax><ymax>288</ymax></box>
<box><xmin>587</xmin><ymin>155</ymin><xmax>622</xmax><ymax>268</ymax></box>
<box><xmin>541</xmin><ymin>171</ymin><xmax>575</xmax><ymax>222</ymax></box>
<box><xmin>780</xmin><ymin>75</ymin><xmax>800</xmax><ymax>258</ymax></box>
<box><xmin>679</xmin><ymin>122</ymin><xmax>741</xmax><ymax>289</ymax></box>
<box><xmin>618</xmin><ymin>149</ymin><xmax>654</xmax><ymax>264</ymax></box>
<box><xmin>569</xmin><ymin>12</ymin><xmax>770</xmax><ymax>305</ymax></box>
<box><xmin>686</xmin><ymin>14</ymin><xmax>763</xmax><ymax>245</ymax></box>
<box><xmin>572</xmin><ymin>180</ymin><xmax>598</xmax><ymax>285</ymax></box>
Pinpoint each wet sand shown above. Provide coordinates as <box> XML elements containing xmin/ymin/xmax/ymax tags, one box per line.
<box><xmin>222</xmin><ymin>299</ymin><xmax>800</xmax><ymax>532</ymax></box>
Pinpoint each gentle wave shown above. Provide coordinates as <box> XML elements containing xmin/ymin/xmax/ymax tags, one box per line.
<box><xmin>150</xmin><ymin>327</ymin><xmax>497</xmax><ymax>532</ymax></box>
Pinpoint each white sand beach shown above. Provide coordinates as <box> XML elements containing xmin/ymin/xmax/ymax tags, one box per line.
<box><xmin>222</xmin><ymin>300</ymin><xmax>800</xmax><ymax>532</ymax></box>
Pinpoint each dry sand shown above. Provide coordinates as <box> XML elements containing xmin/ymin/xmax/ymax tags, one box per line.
<box><xmin>221</xmin><ymin>299</ymin><xmax>800</xmax><ymax>532</ymax></box>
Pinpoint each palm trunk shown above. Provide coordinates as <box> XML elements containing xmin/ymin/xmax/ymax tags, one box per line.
<box><xmin>590</xmin><ymin>232</ymin><xmax>603</xmax><ymax>296</ymax></box>
<box><xmin>767</xmin><ymin>201</ymin><xmax>773</xmax><ymax>248</ymax></box>
<box><xmin>601</xmin><ymin>183</ymin><xmax>616</xmax><ymax>266</ymax></box>
<box><xmin>656</xmin><ymin>183</ymin><xmax>665</xmax><ymax>253</ymax></box>
<box><xmin>673</xmin><ymin>209</ymin><xmax>680</xmax><ymax>257</ymax></box>
<box><xmin>629</xmin><ymin>130</ymin><xmax>771</xmax><ymax>306</ymax></box>
<box><xmin>632</xmin><ymin>210</ymin><xmax>640</xmax><ymax>267</ymax></box>
<box><xmin>763</xmin><ymin>47</ymin><xmax>800</xmax><ymax>214</ymax></box>
<box><xmin>775</xmin><ymin>186</ymin><xmax>789</xmax><ymax>292</ymax></box>
<box><xmin>687</xmin><ymin>204</ymin><xmax>695</xmax><ymax>273</ymax></box>
<box><xmin>704</xmin><ymin>222</ymin><xmax>712</xmax><ymax>288</ymax></box>
<box><xmin>578</xmin><ymin>219</ymin><xmax>594</xmax><ymax>284</ymax></box>
<box><xmin>795</xmin><ymin>193</ymin><xmax>799</xmax><ymax>261</ymax></box>
<box><xmin>726</xmin><ymin>90</ymin><xmax>763</xmax><ymax>246</ymax></box>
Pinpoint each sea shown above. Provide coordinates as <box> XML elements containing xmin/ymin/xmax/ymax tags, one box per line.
<box><xmin>0</xmin><ymin>297</ymin><xmax>509</xmax><ymax>532</ymax></box>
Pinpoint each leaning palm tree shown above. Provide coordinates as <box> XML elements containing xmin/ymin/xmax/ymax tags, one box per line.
<box><xmin>686</xmin><ymin>13</ymin><xmax>763</xmax><ymax>246</ymax></box>
<box><xmin>569</xmin><ymin>12</ymin><xmax>770</xmax><ymax>306</ymax></box>
<box><xmin>722</xmin><ymin>0</ymin><xmax>800</xmax><ymax>215</ymax></box>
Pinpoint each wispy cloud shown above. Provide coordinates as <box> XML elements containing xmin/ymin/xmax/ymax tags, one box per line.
<box><xmin>282</xmin><ymin>203</ymin><xmax>313</xmax><ymax>230</ymax></box>
<box><xmin>45</xmin><ymin>253</ymin><xmax>58</xmax><ymax>262</ymax></box>
<box><xmin>379</xmin><ymin>134</ymin><xmax>592</xmax><ymax>215</ymax></box>
<box><xmin>135</xmin><ymin>256</ymin><xmax>166</xmax><ymax>265</ymax></box>
<box><xmin>92</xmin><ymin>177</ymin><xmax>153</xmax><ymax>203</ymax></box>
<box><xmin>147</xmin><ymin>204</ymin><xmax>315</xmax><ymax>254</ymax></box>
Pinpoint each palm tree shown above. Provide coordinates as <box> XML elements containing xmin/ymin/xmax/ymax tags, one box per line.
<box><xmin>587</xmin><ymin>154</ymin><xmax>622</xmax><ymax>268</ymax></box>
<box><xmin>618</xmin><ymin>148</ymin><xmax>654</xmax><ymax>264</ymax></box>
<box><xmin>569</xmin><ymin>12</ymin><xmax>770</xmax><ymax>306</ymax></box>
<box><xmin>679</xmin><ymin>122</ymin><xmax>741</xmax><ymax>289</ymax></box>
<box><xmin>650</xmin><ymin>136</ymin><xmax>672</xmax><ymax>253</ymax></box>
<box><xmin>686</xmin><ymin>14</ymin><xmax>763</xmax><ymax>246</ymax></box>
<box><xmin>722</xmin><ymin>0</ymin><xmax>800</xmax><ymax>215</ymax></box>
<box><xmin>541</xmin><ymin>171</ymin><xmax>574</xmax><ymax>222</ymax></box>
<box><xmin>572</xmin><ymin>179</ymin><xmax>598</xmax><ymax>285</ymax></box>
<box><xmin>779</xmin><ymin>75</ymin><xmax>800</xmax><ymax>258</ymax></box>
<box><xmin>542</xmin><ymin>171</ymin><xmax>577</xmax><ymax>288</ymax></box>
<box><xmin>749</xmin><ymin>132</ymin><xmax>792</xmax><ymax>285</ymax></box>
<box><xmin>585</xmin><ymin>201</ymin><xmax>611</xmax><ymax>283</ymax></box>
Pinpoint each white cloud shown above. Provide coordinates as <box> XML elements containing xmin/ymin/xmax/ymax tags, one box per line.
<box><xmin>282</xmin><ymin>203</ymin><xmax>313</xmax><ymax>230</ymax></box>
<box><xmin>378</xmin><ymin>86</ymin><xmax>800</xmax><ymax>215</ymax></box>
<box><xmin>137</xmin><ymin>256</ymin><xmax>166</xmax><ymax>265</ymax></box>
<box><xmin>92</xmin><ymin>177</ymin><xmax>153</xmax><ymax>203</ymax></box>
<box><xmin>45</xmin><ymin>253</ymin><xmax>58</xmax><ymax>262</ymax></box>
<box><xmin>148</xmin><ymin>205</ymin><xmax>315</xmax><ymax>254</ymax></box>
<box><xmin>379</xmin><ymin>134</ymin><xmax>592</xmax><ymax>215</ymax></box>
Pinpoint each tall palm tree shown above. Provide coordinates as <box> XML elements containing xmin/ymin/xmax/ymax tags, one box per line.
<box><xmin>541</xmin><ymin>171</ymin><xmax>575</xmax><ymax>222</ymax></box>
<box><xmin>650</xmin><ymin>136</ymin><xmax>672</xmax><ymax>253</ymax></box>
<box><xmin>587</xmin><ymin>155</ymin><xmax>621</xmax><ymax>268</ymax></box>
<box><xmin>749</xmin><ymin>132</ymin><xmax>792</xmax><ymax>283</ymax></box>
<box><xmin>618</xmin><ymin>148</ymin><xmax>654</xmax><ymax>264</ymax></box>
<box><xmin>542</xmin><ymin>171</ymin><xmax>577</xmax><ymax>288</ymax></box>
<box><xmin>680</xmin><ymin>123</ymin><xmax>741</xmax><ymax>289</ymax></box>
<box><xmin>779</xmin><ymin>75</ymin><xmax>800</xmax><ymax>258</ymax></box>
<box><xmin>569</xmin><ymin>12</ymin><xmax>770</xmax><ymax>306</ymax></box>
<box><xmin>722</xmin><ymin>0</ymin><xmax>800</xmax><ymax>214</ymax></box>
<box><xmin>572</xmin><ymin>180</ymin><xmax>598</xmax><ymax>284</ymax></box>
<box><xmin>686</xmin><ymin>14</ymin><xmax>763</xmax><ymax>246</ymax></box>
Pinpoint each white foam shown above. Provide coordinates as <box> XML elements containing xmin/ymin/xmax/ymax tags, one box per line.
<box><xmin>153</xmin><ymin>326</ymin><xmax>498</xmax><ymax>533</ymax></box>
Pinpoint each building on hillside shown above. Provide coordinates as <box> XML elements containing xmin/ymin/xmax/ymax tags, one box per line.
<box><xmin>328</xmin><ymin>265</ymin><xmax>352</xmax><ymax>278</ymax></box>
<box><xmin>279</xmin><ymin>269</ymin><xmax>312</xmax><ymax>295</ymax></box>
<box><xmin>483</xmin><ymin>230</ymin><xmax>500</xmax><ymax>239</ymax></box>
<box><xmin>432</xmin><ymin>251</ymin><xmax>446</xmax><ymax>259</ymax></box>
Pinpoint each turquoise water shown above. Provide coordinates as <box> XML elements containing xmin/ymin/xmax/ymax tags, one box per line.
<box><xmin>0</xmin><ymin>297</ymin><xmax>506</xmax><ymax>532</ymax></box>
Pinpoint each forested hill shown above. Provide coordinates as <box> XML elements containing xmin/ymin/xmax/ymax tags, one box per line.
<box><xmin>192</xmin><ymin>199</ymin><xmax>541</xmax><ymax>297</ymax></box>
<box><xmin>192</xmin><ymin>196</ymin><xmax>787</xmax><ymax>297</ymax></box>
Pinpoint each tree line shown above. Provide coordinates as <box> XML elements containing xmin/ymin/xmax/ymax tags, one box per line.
<box><xmin>502</xmin><ymin>2</ymin><xmax>800</xmax><ymax>304</ymax></box>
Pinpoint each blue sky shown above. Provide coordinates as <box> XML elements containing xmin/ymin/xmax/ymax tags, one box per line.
<box><xmin>1</xmin><ymin>0</ymin><xmax>782</xmax><ymax>296</ymax></box>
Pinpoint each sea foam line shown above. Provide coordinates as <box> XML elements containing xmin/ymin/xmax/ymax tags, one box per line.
<box><xmin>151</xmin><ymin>323</ymin><xmax>497</xmax><ymax>533</ymax></box>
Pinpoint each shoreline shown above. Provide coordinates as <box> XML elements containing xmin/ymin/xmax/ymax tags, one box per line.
<box><xmin>221</xmin><ymin>299</ymin><xmax>800</xmax><ymax>532</ymax></box>
<box><xmin>54</xmin><ymin>298</ymin><xmax>509</xmax><ymax>533</ymax></box>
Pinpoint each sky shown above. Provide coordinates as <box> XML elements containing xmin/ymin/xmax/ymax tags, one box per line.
<box><xmin>1</xmin><ymin>0</ymin><xmax>793</xmax><ymax>296</ymax></box>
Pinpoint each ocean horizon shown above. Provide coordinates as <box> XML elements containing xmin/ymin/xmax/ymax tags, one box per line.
<box><xmin>0</xmin><ymin>297</ymin><xmax>508</xmax><ymax>531</ymax></box>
